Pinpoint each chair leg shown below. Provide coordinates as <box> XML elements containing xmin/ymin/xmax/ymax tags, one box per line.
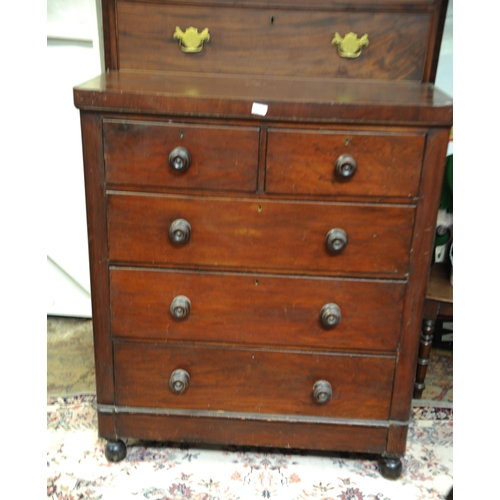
<box><xmin>413</xmin><ymin>318</ymin><xmax>435</xmax><ymax>399</ymax></box>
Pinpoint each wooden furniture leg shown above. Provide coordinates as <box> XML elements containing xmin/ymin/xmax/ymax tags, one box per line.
<box><xmin>414</xmin><ymin>308</ymin><xmax>438</xmax><ymax>398</ymax></box>
<box><xmin>413</xmin><ymin>264</ymin><xmax>453</xmax><ymax>399</ymax></box>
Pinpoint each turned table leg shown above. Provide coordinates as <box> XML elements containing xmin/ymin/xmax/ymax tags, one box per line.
<box><xmin>413</xmin><ymin>318</ymin><xmax>435</xmax><ymax>399</ymax></box>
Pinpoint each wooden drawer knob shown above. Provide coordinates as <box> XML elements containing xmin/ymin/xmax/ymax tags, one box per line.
<box><xmin>169</xmin><ymin>219</ymin><xmax>191</xmax><ymax>245</ymax></box>
<box><xmin>168</xmin><ymin>146</ymin><xmax>191</xmax><ymax>172</ymax></box>
<box><xmin>335</xmin><ymin>154</ymin><xmax>357</xmax><ymax>179</ymax></box>
<box><xmin>313</xmin><ymin>380</ymin><xmax>333</xmax><ymax>404</ymax></box>
<box><xmin>169</xmin><ymin>369</ymin><xmax>190</xmax><ymax>394</ymax></box>
<box><xmin>170</xmin><ymin>295</ymin><xmax>191</xmax><ymax>320</ymax></box>
<box><xmin>320</xmin><ymin>303</ymin><xmax>341</xmax><ymax>328</ymax></box>
<box><xmin>325</xmin><ymin>228</ymin><xmax>348</xmax><ymax>254</ymax></box>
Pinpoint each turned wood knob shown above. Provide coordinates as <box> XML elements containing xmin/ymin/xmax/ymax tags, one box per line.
<box><xmin>335</xmin><ymin>154</ymin><xmax>357</xmax><ymax>179</ymax></box>
<box><xmin>325</xmin><ymin>228</ymin><xmax>348</xmax><ymax>254</ymax></box>
<box><xmin>170</xmin><ymin>295</ymin><xmax>191</xmax><ymax>319</ymax></box>
<box><xmin>169</xmin><ymin>369</ymin><xmax>190</xmax><ymax>394</ymax></box>
<box><xmin>168</xmin><ymin>146</ymin><xmax>191</xmax><ymax>172</ymax></box>
<box><xmin>320</xmin><ymin>303</ymin><xmax>341</xmax><ymax>328</ymax></box>
<box><xmin>169</xmin><ymin>219</ymin><xmax>191</xmax><ymax>244</ymax></box>
<box><xmin>313</xmin><ymin>380</ymin><xmax>333</xmax><ymax>404</ymax></box>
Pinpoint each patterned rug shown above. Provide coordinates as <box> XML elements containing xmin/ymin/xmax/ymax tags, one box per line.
<box><xmin>47</xmin><ymin>395</ymin><xmax>453</xmax><ymax>499</ymax></box>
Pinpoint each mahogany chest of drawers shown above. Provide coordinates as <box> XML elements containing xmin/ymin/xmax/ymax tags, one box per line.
<box><xmin>74</xmin><ymin>0</ymin><xmax>452</xmax><ymax>479</ymax></box>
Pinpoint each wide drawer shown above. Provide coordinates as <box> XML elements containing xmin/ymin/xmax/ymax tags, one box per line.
<box><xmin>110</xmin><ymin>268</ymin><xmax>406</xmax><ymax>352</ymax></box>
<box><xmin>107</xmin><ymin>193</ymin><xmax>415</xmax><ymax>278</ymax></box>
<box><xmin>266</xmin><ymin>128</ymin><xmax>425</xmax><ymax>198</ymax></box>
<box><xmin>103</xmin><ymin>119</ymin><xmax>259</xmax><ymax>193</ymax></box>
<box><xmin>117</xmin><ymin>3</ymin><xmax>432</xmax><ymax>81</ymax></box>
<box><xmin>114</xmin><ymin>342</ymin><xmax>395</xmax><ymax>420</ymax></box>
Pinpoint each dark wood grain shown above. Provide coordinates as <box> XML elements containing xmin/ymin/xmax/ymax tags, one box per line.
<box><xmin>74</xmin><ymin>71</ymin><xmax>453</xmax><ymax>125</ymax></box>
<box><xmin>109</xmin><ymin>267</ymin><xmax>406</xmax><ymax>351</ymax></box>
<box><xmin>96</xmin><ymin>411</ymin><xmax>117</xmax><ymax>440</ymax></box>
<box><xmin>389</xmin><ymin>127</ymin><xmax>450</xmax><ymax>420</ymax></box>
<box><xmin>115</xmin><ymin>413</ymin><xmax>389</xmax><ymax>454</ymax></box>
<box><xmin>266</xmin><ymin>128</ymin><xmax>425</xmax><ymax>198</ymax></box>
<box><xmin>425</xmin><ymin>0</ymin><xmax>449</xmax><ymax>83</ymax></box>
<box><xmin>101</xmin><ymin>0</ymin><xmax>118</xmax><ymax>70</ymax></box>
<box><xmin>79</xmin><ymin>112</ymin><xmax>115</xmax><ymax>405</ymax></box>
<box><xmin>103</xmin><ymin>119</ymin><xmax>259</xmax><ymax>192</ymax></box>
<box><xmin>117</xmin><ymin>3</ymin><xmax>431</xmax><ymax>81</ymax></box>
<box><xmin>107</xmin><ymin>193</ymin><xmax>415</xmax><ymax>278</ymax></box>
<box><xmin>114</xmin><ymin>341</ymin><xmax>396</xmax><ymax>419</ymax></box>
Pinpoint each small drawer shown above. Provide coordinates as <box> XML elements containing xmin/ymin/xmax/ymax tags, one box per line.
<box><xmin>107</xmin><ymin>193</ymin><xmax>415</xmax><ymax>279</ymax></box>
<box><xmin>103</xmin><ymin>119</ymin><xmax>259</xmax><ymax>193</ymax></box>
<box><xmin>266</xmin><ymin>128</ymin><xmax>425</xmax><ymax>199</ymax></box>
<box><xmin>114</xmin><ymin>342</ymin><xmax>395</xmax><ymax>420</ymax></box>
<box><xmin>117</xmin><ymin>3</ymin><xmax>432</xmax><ymax>81</ymax></box>
<box><xmin>110</xmin><ymin>268</ymin><xmax>406</xmax><ymax>352</ymax></box>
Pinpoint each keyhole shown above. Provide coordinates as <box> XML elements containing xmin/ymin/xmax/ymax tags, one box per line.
<box><xmin>270</xmin><ymin>15</ymin><xmax>275</xmax><ymax>25</ymax></box>
<box><xmin>179</xmin><ymin>130</ymin><xmax>184</xmax><ymax>139</ymax></box>
<box><xmin>344</xmin><ymin>137</ymin><xmax>350</xmax><ymax>146</ymax></box>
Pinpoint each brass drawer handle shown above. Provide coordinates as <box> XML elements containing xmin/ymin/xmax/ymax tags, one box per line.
<box><xmin>169</xmin><ymin>369</ymin><xmax>190</xmax><ymax>394</ymax></box>
<box><xmin>313</xmin><ymin>380</ymin><xmax>333</xmax><ymax>404</ymax></box>
<box><xmin>325</xmin><ymin>228</ymin><xmax>348</xmax><ymax>254</ymax></box>
<box><xmin>320</xmin><ymin>303</ymin><xmax>342</xmax><ymax>328</ymax></box>
<box><xmin>173</xmin><ymin>26</ymin><xmax>210</xmax><ymax>53</ymax></box>
<box><xmin>169</xmin><ymin>219</ymin><xmax>191</xmax><ymax>245</ymax></box>
<box><xmin>335</xmin><ymin>154</ymin><xmax>357</xmax><ymax>179</ymax></box>
<box><xmin>168</xmin><ymin>146</ymin><xmax>191</xmax><ymax>172</ymax></box>
<box><xmin>331</xmin><ymin>32</ymin><xmax>369</xmax><ymax>58</ymax></box>
<box><xmin>170</xmin><ymin>295</ymin><xmax>191</xmax><ymax>320</ymax></box>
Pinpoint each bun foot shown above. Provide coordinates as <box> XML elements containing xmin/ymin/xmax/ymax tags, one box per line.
<box><xmin>379</xmin><ymin>456</ymin><xmax>402</xmax><ymax>480</ymax></box>
<box><xmin>105</xmin><ymin>439</ymin><xmax>127</xmax><ymax>462</ymax></box>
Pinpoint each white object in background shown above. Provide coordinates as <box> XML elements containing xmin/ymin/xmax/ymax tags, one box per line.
<box><xmin>449</xmin><ymin>244</ymin><xmax>453</xmax><ymax>286</ymax></box>
<box><xmin>47</xmin><ymin>257</ymin><xmax>92</xmax><ymax>317</ymax></box>
<box><xmin>46</xmin><ymin>0</ymin><xmax>102</xmax><ymax>318</ymax></box>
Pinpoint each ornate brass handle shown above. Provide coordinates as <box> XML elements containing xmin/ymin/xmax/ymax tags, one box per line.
<box><xmin>169</xmin><ymin>146</ymin><xmax>191</xmax><ymax>172</ymax></box>
<box><xmin>320</xmin><ymin>303</ymin><xmax>342</xmax><ymax>328</ymax></box>
<box><xmin>313</xmin><ymin>380</ymin><xmax>333</xmax><ymax>404</ymax></box>
<box><xmin>335</xmin><ymin>154</ymin><xmax>357</xmax><ymax>179</ymax></box>
<box><xmin>170</xmin><ymin>295</ymin><xmax>191</xmax><ymax>320</ymax></box>
<box><xmin>173</xmin><ymin>26</ymin><xmax>210</xmax><ymax>53</ymax></box>
<box><xmin>331</xmin><ymin>32</ymin><xmax>369</xmax><ymax>58</ymax></box>
<box><xmin>169</xmin><ymin>219</ymin><xmax>191</xmax><ymax>245</ymax></box>
<box><xmin>169</xmin><ymin>369</ymin><xmax>190</xmax><ymax>394</ymax></box>
<box><xmin>325</xmin><ymin>228</ymin><xmax>348</xmax><ymax>254</ymax></box>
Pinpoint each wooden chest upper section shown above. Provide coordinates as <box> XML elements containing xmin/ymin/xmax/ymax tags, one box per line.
<box><xmin>101</xmin><ymin>0</ymin><xmax>449</xmax><ymax>82</ymax></box>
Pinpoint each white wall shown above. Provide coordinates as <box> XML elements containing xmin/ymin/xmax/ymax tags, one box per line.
<box><xmin>46</xmin><ymin>0</ymin><xmax>102</xmax><ymax>317</ymax></box>
<box><xmin>435</xmin><ymin>0</ymin><xmax>453</xmax><ymax>98</ymax></box>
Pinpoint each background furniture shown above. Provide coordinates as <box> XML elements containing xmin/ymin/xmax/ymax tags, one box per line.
<box><xmin>414</xmin><ymin>263</ymin><xmax>453</xmax><ymax>399</ymax></box>
<box><xmin>75</xmin><ymin>0</ymin><xmax>452</xmax><ymax>480</ymax></box>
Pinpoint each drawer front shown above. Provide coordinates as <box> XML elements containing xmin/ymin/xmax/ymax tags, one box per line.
<box><xmin>107</xmin><ymin>193</ymin><xmax>415</xmax><ymax>278</ymax></box>
<box><xmin>114</xmin><ymin>342</ymin><xmax>395</xmax><ymax>420</ymax></box>
<box><xmin>117</xmin><ymin>3</ymin><xmax>431</xmax><ymax>81</ymax></box>
<box><xmin>103</xmin><ymin>119</ymin><xmax>259</xmax><ymax>193</ymax></box>
<box><xmin>266</xmin><ymin>129</ymin><xmax>425</xmax><ymax>198</ymax></box>
<box><xmin>110</xmin><ymin>268</ymin><xmax>405</xmax><ymax>351</ymax></box>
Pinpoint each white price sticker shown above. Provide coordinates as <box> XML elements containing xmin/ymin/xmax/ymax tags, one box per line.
<box><xmin>251</xmin><ymin>102</ymin><xmax>268</xmax><ymax>116</ymax></box>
